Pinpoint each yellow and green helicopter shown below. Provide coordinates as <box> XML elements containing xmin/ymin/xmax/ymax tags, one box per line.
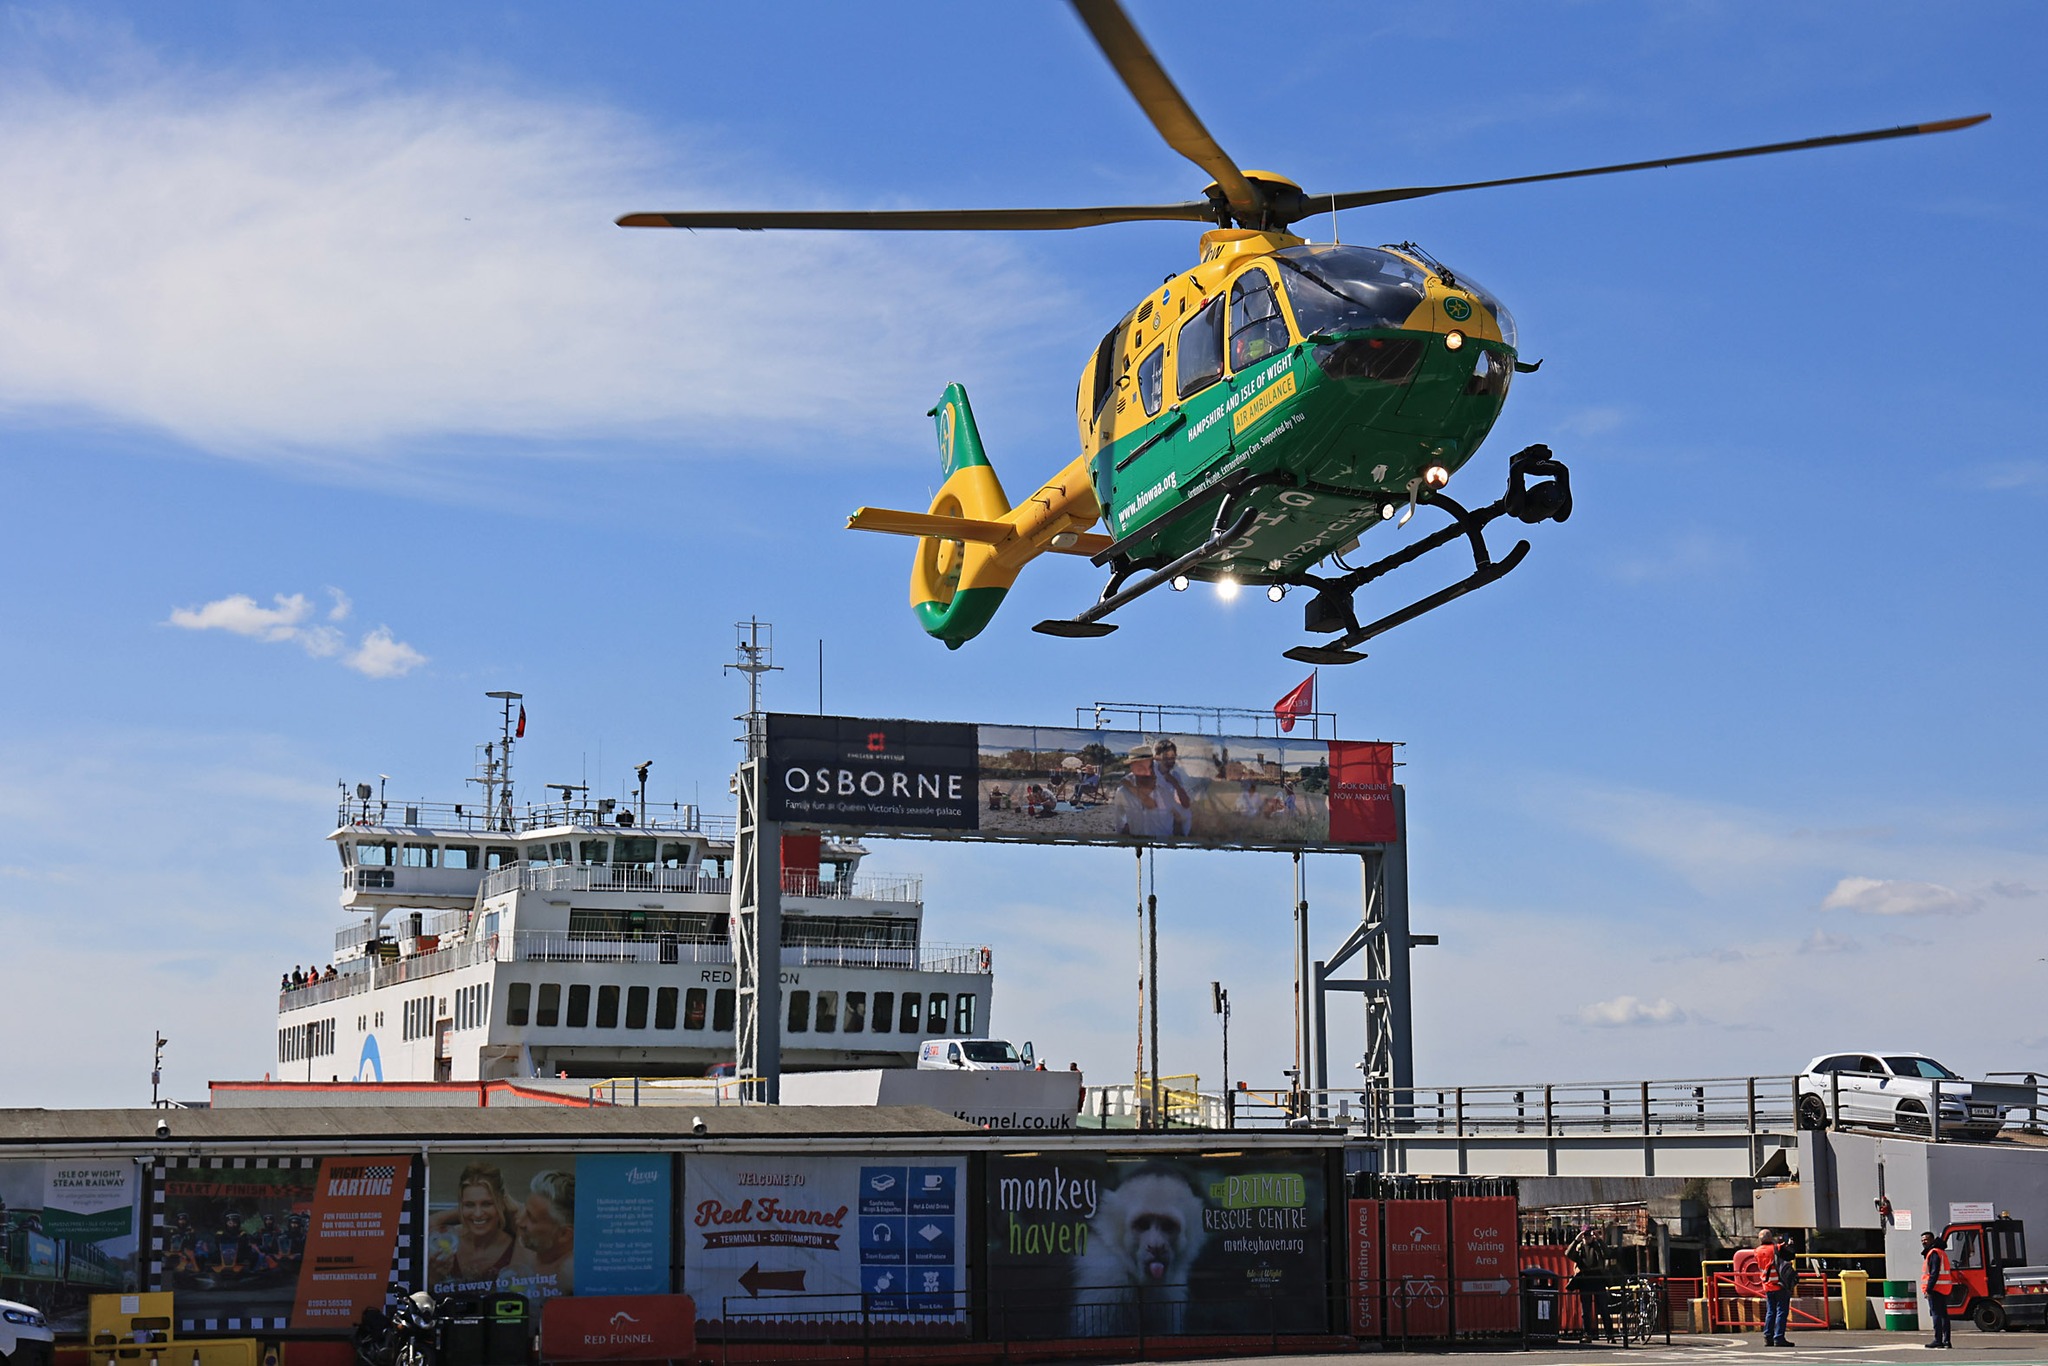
<box><xmin>621</xmin><ymin>0</ymin><xmax>1984</xmax><ymax>664</ymax></box>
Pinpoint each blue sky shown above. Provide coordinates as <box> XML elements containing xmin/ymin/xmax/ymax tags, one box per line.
<box><xmin>2</xmin><ymin>2</ymin><xmax>2043</xmax><ymax>1107</ymax></box>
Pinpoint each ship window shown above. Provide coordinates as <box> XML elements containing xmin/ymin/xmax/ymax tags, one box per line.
<box><xmin>1228</xmin><ymin>266</ymin><xmax>1290</xmax><ymax>371</ymax></box>
<box><xmin>1137</xmin><ymin>345</ymin><xmax>1164</xmax><ymax>417</ymax></box>
<box><xmin>626</xmin><ymin>986</ymin><xmax>649</xmax><ymax>1029</ymax></box>
<box><xmin>485</xmin><ymin>846</ymin><xmax>517</xmax><ymax>870</ymax></box>
<box><xmin>713</xmin><ymin>988</ymin><xmax>735</xmax><ymax>1032</ymax></box>
<box><xmin>844</xmin><ymin>992</ymin><xmax>867</xmax><ymax>1034</ymax></box>
<box><xmin>595</xmin><ymin>984</ymin><xmax>620</xmax><ymax>1029</ymax></box>
<box><xmin>684</xmin><ymin>988</ymin><xmax>708</xmax><ymax>1030</ymax></box>
<box><xmin>871</xmin><ymin>991</ymin><xmax>894</xmax><ymax>1034</ymax></box>
<box><xmin>1178</xmin><ymin>296</ymin><xmax>1224</xmax><ymax>398</ymax></box>
<box><xmin>655</xmin><ymin>986</ymin><xmax>678</xmax><ymax>1030</ymax></box>
<box><xmin>787</xmin><ymin>990</ymin><xmax>811</xmax><ymax>1033</ymax></box>
<box><xmin>443</xmin><ymin>845</ymin><xmax>477</xmax><ymax>870</ymax></box>
<box><xmin>535</xmin><ymin>983</ymin><xmax>560</xmax><ymax>1028</ymax></box>
<box><xmin>549</xmin><ymin>841</ymin><xmax>572</xmax><ymax>865</ymax></box>
<box><xmin>337</xmin><ymin>844</ymin><xmax>352</xmax><ymax>867</ymax></box>
<box><xmin>401</xmin><ymin>844</ymin><xmax>436</xmax><ymax>868</ymax></box>
<box><xmin>927</xmin><ymin>993</ymin><xmax>949</xmax><ymax>1036</ymax></box>
<box><xmin>955</xmin><ymin>994</ymin><xmax>976</xmax><ymax>1035</ymax></box>
<box><xmin>899</xmin><ymin>993</ymin><xmax>920</xmax><ymax>1034</ymax></box>
<box><xmin>578</xmin><ymin>840</ymin><xmax>609</xmax><ymax>865</ymax></box>
<box><xmin>566</xmin><ymin>984</ymin><xmax>591</xmax><ymax>1028</ymax></box>
<box><xmin>660</xmin><ymin>843</ymin><xmax>688</xmax><ymax>868</ymax></box>
<box><xmin>614</xmin><ymin>837</ymin><xmax>657</xmax><ymax>866</ymax></box>
<box><xmin>815</xmin><ymin>991</ymin><xmax>838</xmax><ymax>1034</ymax></box>
<box><xmin>482</xmin><ymin>912</ymin><xmax>499</xmax><ymax>940</ymax></box>
<box><xmin>356</xmin><ymin>842</ymin><xmax>394</xmax><ymax>866</ymax></box>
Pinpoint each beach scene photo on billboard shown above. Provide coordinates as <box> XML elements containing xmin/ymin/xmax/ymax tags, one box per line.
<box><xmin>977</xmin><ymin>727</ymin><xmax>1333</xmax><ymax>847</ymax></box>
<box><xmin>427</xmin><ymin>1156</ymin><xmax>579</xmax><ymax>1300</ymax></box>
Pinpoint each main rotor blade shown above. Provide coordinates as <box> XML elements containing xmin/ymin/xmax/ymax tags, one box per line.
<box><xmin>1318</xmin><ymin>114</ymin><xmax>1990</xmax><ymax>214</ymax></box>
<box><xmin>618</xmin><ymin>202</ymin><xmax>1217</xmax><ymax>232</ymax></box>
<box><xmin>1068</xmin><ymin>0</ymin><xmax>1260</xmax><ymax>221</ymax></box>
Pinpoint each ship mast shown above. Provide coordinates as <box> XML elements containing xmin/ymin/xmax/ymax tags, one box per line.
<box><xmin>472</xmin><ymin>690</ymin><xmax>523</xmax><ymax>832</ymax></box>
<box><xmin>723</xmin><ymin>618</ymin><xmax>780</xmax><ymax>758</ymax></box>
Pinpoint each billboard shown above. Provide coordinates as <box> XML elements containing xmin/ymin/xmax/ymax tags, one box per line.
<box><xmin>0</xmin><ymin>1159</ymin><xmax>140</xmax><ymax>1331</ymax></box>
<box><xmin>986</xmin><ymin>1152</ymin><xmax>1329</xmax><ymax>1338</ymax></box>
<box><xmin>683</xmin><ymin>1155</ymin><xmax>967</xmax><ymax>1330</ymax></box>
<box><xmin>764</xmin><ymin>713</ymin><xmax>1398</xmax><ymax>852</ymax></box>
<box><xmin>427</xmin><ymin>1153</ymin><xmax>671</xmax><ymax>1303</ymax></box>
<box><xmin>156</xmin><ymin>1155</ymin><xmax>411</xmax><ymax>1333</ymax></box>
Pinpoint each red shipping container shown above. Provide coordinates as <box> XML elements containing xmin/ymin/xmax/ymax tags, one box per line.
<box><xmin>1451</xmin><ymin>1196</ymin><xmax>1520</xmax><ymax>1332</ymax></box>
<box><xmin>1383</xmin><ymin>1199</ymin><xmax>1450</xmax><ymax>1337</ymax></box>
<box><xmin>1347</xmin><ymin>1199</ymin><xmax>1382</xmax><ymax>1336</ymax></box>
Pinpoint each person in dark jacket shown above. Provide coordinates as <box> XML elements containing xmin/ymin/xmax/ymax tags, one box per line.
<box><xmin>1565</xmin><ymin>1225</ymin><xmax>1612</xmax><ymax>1341</ymax></box>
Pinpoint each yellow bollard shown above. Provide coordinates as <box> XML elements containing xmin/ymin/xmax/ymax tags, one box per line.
<box><xmin>1840</xmin><ymin>1269</ymin><xmax>1870</xmax><ymax>1330</ymax></box>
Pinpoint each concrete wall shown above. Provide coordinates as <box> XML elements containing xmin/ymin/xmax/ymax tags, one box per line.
<box><xmin>1766</xmin><ymin>1132</ymin><xmax>2048</xmax><ymax>1281</ymax></box>
<box><xmin>779</xmin><ymin>1068</ymin><xmax>1085</xmax><ymax>1130</ymax></box>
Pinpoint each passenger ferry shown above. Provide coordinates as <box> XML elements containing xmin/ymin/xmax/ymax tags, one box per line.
<box><xmin>274</xmin><ymin>695</ymin><xmax>993</xmax><ymax>1084</ymax></box>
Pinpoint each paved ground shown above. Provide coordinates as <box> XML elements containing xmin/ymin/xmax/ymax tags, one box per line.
<box><xmin>1105</xmin><ymin>1330</ymin><xmax>2048</xmax><ymax>1365</ymax></box>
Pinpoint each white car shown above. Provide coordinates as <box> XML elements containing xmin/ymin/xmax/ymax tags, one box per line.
<box><xmin>0</xmin><ymin>1297</ymin><xmax>54</xmax><ymax>1366</ymax></box>
<box><xmin>1796</xmin><ymin>1052</ymin><xmax>2004</xmax><ymax>1140</ymax></box>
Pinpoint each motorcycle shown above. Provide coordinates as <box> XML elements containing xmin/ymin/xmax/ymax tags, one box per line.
<box><xmin>355</xmin><ymin>1283</ymin><xmax>441</xmax><ymax>1366</ymax></box>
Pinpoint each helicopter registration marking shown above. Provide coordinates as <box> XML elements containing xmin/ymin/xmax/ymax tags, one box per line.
<box><xmin>1232</xmin><ymin>371</ymin><xmax>1297</xmax><ymax>435</ymax></box>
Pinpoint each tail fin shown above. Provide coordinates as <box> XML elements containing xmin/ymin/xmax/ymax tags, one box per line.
<box><xmin>910</xmin><ymin>385</ymin><xmax>1016</xmax><ymax>649</ymax></box>
<box><xmin>847</xmin><ymin>383</ymin><xmax>1106</xmax><ymax>649</ymax></box>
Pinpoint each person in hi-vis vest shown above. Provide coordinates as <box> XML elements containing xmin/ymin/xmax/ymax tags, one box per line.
<box><xmin>1921</xmin><ymin>1230</ymin><xmax>1956</xmax><ymax>1348</ymax></box>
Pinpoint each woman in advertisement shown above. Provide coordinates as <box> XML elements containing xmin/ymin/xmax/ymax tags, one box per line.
<box><xmin>427</xmin><ymin>1163</ymin><xmax>518</xmax><ymax>1292</ymax></box>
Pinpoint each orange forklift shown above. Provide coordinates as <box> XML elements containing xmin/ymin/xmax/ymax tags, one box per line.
<box><xmin>1937</xmin><ymin>1217</ymin><xmax>2048</xmax><ymax>1332</ymax></box>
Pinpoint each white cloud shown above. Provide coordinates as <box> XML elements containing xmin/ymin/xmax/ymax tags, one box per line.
<box><xmin>1573</xmin><ymin>995</ymin><xmax>1686</xmax><ymax>1028</ymax></box>
<box><xmin>167</xmin><ymin>591</ymin><xmax>312</xmax><ymax>641</ymax></box>
<box><xmin>1820</xmin><ymin>876</ymin><xmax>1979</xmax><ymax>918</ymax></box>
<box><xmin>0</xmin><ymin>44</ymin><xmax>1054</xmax><ymax>467</ymax></box>
<box><xmin>344</xmin><ymin>627</ymin><xmax>426</xmax><ymax>679</ymax></box>
<box><xmin>168</xmin><ymin>590</ymin><xmax>422</xmax><ymax>677</ymax></box>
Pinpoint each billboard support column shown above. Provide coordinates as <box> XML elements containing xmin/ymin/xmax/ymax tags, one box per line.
<box><xmin>1294</xmin><ymin>852</ymin><xmax>1310</xmax><ymax>1118</ymax></box>
<box><xmin>732</xmin><ymin>756</ymin><xmax>782</xmax><ymax>1103</ymax></box>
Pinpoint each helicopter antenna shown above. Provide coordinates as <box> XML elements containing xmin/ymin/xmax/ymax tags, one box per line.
<box><xmin>725</xmin><ymin>618</ymin><xmax>782</xmax><ymax>759</ymax></box>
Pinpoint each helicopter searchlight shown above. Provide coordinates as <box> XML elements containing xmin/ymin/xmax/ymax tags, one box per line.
<box><xmin>618</xmin><ymin>0</ymin><xmax>1986</xmax><ymax>662</ymax></box>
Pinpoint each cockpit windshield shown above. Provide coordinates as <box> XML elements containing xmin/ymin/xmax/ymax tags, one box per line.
<box><xmin>1453</xmin><ymin>269</ymin><xmax>1517</xmax><ymax>350</ymax></box>
<box><xmin>1273</xmin><ymin>246</ymin><xmax>1429</xmax><ymax>336</ymax></box>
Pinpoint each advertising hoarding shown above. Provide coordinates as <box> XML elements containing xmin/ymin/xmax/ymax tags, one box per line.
<box><xmin>1450</xmin><ymin>1196</ymin><xmax>1519</xmax><ymax>1332</ymax></box>
<box><xmin>683</xmin><ymin>1155</ymin><xmax>967</xmax><ymax>1330</ymax></box>
<box><xmin>1347</xmin><ymin>1199</ymin><xmax>1381</xmax><ymax>1336</ymax></box>
<box><xmin>0</xmin><ymin>1159</ymin><xmax>139</xmax><ymax>1330</ymax></box>
<box><xmin>1383</xmin><ymin>1198</ymin><xmax>1449</xmax><ymax>1338</ymax></box>
<box><xmin>427</xmin><ymin>1153</ymin><xmax>671</xmax><ymax>1303</ymax></box>
<box><xmin>764</xmin><ymin>713</ymin><xmax>1397</xmax><ymax>852</ymax></box>
<box><xmin>157</xmin><ymin>1155</ymin><xmax>411</xmax><ymax>1333</ymax></box>
<box><xmin>986</xmin><ymin>1152</ymin><xmax>1329</xmax><ymax>1338</ymax></box>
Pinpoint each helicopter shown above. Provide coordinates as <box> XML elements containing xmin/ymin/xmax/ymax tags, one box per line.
<box><xmin>619</xmin><ymin>0</ymin><xmax>1985</xmax><ymax>665</ymax></box>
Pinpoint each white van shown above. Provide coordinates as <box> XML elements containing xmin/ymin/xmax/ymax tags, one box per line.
<box><xmin>917</xmin><ymin>1038</ymin><xmax>1034</xmax><ymax>1071</ymax></box>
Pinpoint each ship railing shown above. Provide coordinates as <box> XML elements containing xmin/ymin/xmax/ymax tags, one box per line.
<box><xmin>507</xmin><ymin>933</ymin><xmax>991</xmax><ymax>974</ymax></box>
<box><xmin>279</xmin><ymin>936</ymin><xmax>499</xmax><ymax>1012</ymax></box>
<box><xmin>479</xmin><ymin>861</ymin><xmax>921</xmax><ymax>904</ymax></box>
<box><xmin>334</xmin><ymin>797</ymin><xmax>732</xmax><ymax>838</ymax></box>
<box><xmin>334</xmin><ymin>921</ymin><xmax>379</xmax><ymax>954</ymax></box>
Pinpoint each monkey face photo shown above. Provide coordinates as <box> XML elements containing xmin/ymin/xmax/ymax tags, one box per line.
<box><xmin>990</xmin><ymin>1152</ymin><xmax>1327</xmax><ymax>1340</ymax></box>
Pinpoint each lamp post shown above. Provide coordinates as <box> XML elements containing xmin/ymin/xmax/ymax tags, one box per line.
<box><xmin>151</xmin><ymin>1033</ymin><xmax>167</xmax><ymax>1108</ymax></box>
<box><xmin>1211</xmin><ymin>981</ymin><xmax>1231</xmax><ymax>1129</ymax></box>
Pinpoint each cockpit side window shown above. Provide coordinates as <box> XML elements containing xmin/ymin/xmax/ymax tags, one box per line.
<box><xmin>1137</xmin><ymin>346</ymin><xmax>1164</xmax><ymax>417</ymax></box>
<box><xmin>1177</xmin><ymin>296</ymin><xmax>1224</xmax><ymax>398</ymax></box>
<box><xmin>1228</xmin><ymin>267</ymin><xmax>1290</xmax><ymax>371</ymax></box>
<box><xmin>1089</xmin><ymin>323</ymin><xmax>1122</xmax><ymax>423</ymax></box>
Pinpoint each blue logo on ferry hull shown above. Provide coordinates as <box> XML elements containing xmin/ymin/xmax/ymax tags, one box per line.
<box><xmin>357</xmin><ymin>1035</ymin><xmax>384</xmax><ymax>1082</ymax></box>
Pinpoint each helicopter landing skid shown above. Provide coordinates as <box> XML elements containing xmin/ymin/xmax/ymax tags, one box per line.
<box><xmin>1282</xmin><ymin>444</ymin><xmax>1570</xmax><ymax>666</ymax></box>
<box><xmin>1032</xmin><ymin>505</ymin><xmax>1259</xmax><ymax>639</ymax></box>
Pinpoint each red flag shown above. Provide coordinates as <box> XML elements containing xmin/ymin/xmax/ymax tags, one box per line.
<box><xmin>1274</xmin><ymin>673</ymin><xmax>1315</xmax><ymax>732</ymax></box>
<box><xmin>516</xmin><ymin>705</ymin><xmax>526</xmax><ymax>738</ymax></box>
